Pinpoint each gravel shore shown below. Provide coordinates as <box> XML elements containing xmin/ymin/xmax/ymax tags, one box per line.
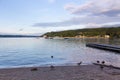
<box><xmin>0</xmin><ymin>65</ymin><xmax>120</xmax><ymax>80</ymax></box>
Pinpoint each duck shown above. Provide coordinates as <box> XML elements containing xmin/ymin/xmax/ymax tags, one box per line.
<box><xmin>77</xmin><ymin>61</ymin><xmax>82</xmax><ymax>66</ymax></box>
<box><xmin>51</xmin><ymin>56</ymin><xmax>53</xmax><ymax>58</ymax></box>
<box><xmin>97</xmin><ymin>60</ymin><xmax>100</xmax><ymax>64</ymax></box>
<box><xmin>31</xmin><ymin>68</ymin><xmax>38</xmax><ymax>71</ymax></box>
<box><xmin>102</xmin><ymin>61</ymin><xmax>105</xmax><ymax>64</ymax></box>
<box><xmin>50</xmin><ymin>65</ymin><xmax>55</xmax><ymax>70</ymax></box>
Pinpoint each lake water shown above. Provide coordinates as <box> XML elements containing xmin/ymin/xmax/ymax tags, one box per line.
<box><xmin>0</xmin><ymin>38</ymin><xmax>120</xmax><ymax>68</ymax></box>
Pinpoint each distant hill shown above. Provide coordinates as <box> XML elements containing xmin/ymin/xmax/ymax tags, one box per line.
<box><xmin>0</xmin><ymin>34</ymin><xmax>40</xmax><ymax>38</ymax></box>
<box><xmin>43</xmin><ymin>27</ymin><xmax>120</xmax><ymax>38</ymax></box>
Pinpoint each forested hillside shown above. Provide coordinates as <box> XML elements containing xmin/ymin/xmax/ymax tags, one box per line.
<box><xmin>43</xmin><ymin>27</ymin><xmax>120</xmax><ymax>38</ymax></box>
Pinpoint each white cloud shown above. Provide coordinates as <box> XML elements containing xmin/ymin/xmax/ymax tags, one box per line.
<box><xmin>65</xmin><ymin>0</ymin><xmax>120</xmax><ymax>17</ymax></box>
<box><xmin>33</xmin><ymin>0</ymin><xmax>120</xmax><ymax>29</ymax></box>
<box><xmin>33</xmin><ymin>16</ymin><xmax>120</xmax><ymax>27</ymax></box>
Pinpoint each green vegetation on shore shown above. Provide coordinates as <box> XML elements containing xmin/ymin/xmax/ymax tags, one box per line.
<box><xmin>43</xmin><ymin>27</ymin><xmax>120</xmax><ymax>38</ymax></box>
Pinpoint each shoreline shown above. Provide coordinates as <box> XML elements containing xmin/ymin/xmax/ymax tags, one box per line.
<box><xmin>44</xmin><ymin>36</ymin><xmax>110</xmax><ymax>39</ymax></box>
<box><xmin>0</xmin><ymin>65</ymin><xmax>120</xmax><ymax>80</ymax></box>
<box><xmin>0</xmin><ymin>62</ymin><xmax>89</xmax><ymax>69</ymax></box>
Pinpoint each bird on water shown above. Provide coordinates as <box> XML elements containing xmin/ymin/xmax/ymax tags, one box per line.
<box><xmin>97</xmin><ymin>60</ymin><xmax>100</xmax><ymax>64</ymax></box>
<box><xmin>102</xmin><ymin>61</ymin><xmax>105</xmax><ymax>64</ymax></box>
<box><xmin>51</xmin><ymin>56</ymin><xmax>53</xmax><ymax>58</ymax></box>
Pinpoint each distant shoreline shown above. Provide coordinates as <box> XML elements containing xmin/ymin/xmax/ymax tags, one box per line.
<box><xmin>0</xmin><ymin>34</ymin><xmax>41</xmax><ymax>38</ymax></box>
<box><xmin>0</xmin><ymin>36</ymin><xmax>41</xmax><ymax>38</ymax></box>
<box><xmin>0</xmin><ymin>36</ymin><xmax>40</xmax><ymax>38</ymax></box>
<box><xmin>43</xmin><ymin>36</ymin><xmax>110</xmax><ymax>39</ymax></box>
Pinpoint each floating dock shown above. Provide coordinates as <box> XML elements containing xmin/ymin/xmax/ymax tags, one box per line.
<box><xmin>86</xmin><ymin>43</ymin><xmax>120</xmax><ymax>53</ymax></box>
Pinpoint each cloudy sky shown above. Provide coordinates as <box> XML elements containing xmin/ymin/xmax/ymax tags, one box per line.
<box><xmin>0</xmin><ymin>0</ymin><xmax>120</xmax><ymax>35</ymax></box>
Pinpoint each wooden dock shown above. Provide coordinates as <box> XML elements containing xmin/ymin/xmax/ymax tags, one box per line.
<box><xmin>86</xmin><ymin>43</ymin><xmax>120</xmax><ymax>53</ymax></box>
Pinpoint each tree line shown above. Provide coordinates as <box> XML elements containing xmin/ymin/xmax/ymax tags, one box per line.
<box><xmin>43</xmin><ymin>27</ymin><xmax>120</xmax><ymax>38</ymax></box>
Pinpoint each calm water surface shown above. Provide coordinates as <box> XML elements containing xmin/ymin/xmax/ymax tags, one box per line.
<box><xmin>0</xmin><ymin>38</ymin><xmax>120</xmax><ymax>68</ymax></box>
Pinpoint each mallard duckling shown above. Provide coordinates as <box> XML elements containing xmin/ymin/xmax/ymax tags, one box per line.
<box><xmin>31</xmin><ymin>68</ymin><xmax>38</xmax><ymax>71</ymax></box>
<box><xmin>50</xmin><ymin>65</ymin><xmax>55</xmax><ymax>70</ymax></box>
<box><xmin>77</xmin><ymin>61</ymin><xmax>82</xmax><ymax>66</ymax></box>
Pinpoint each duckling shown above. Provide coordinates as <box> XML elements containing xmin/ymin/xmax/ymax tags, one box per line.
<box><xmin>51</xmin><ymin>56</ymin><xmax>53</xmax><ymax>58</ymax></box>
<box><xmin>50</xmin><ymin>65</ymin><xmax>55</xmax><ymax>70</ymax></box>
<box><xmin>102</xmin><ymin>61</ymin><xmax>105</xmax><ymax>64</ymax></box>
<box><xmin>77</xmin><ymin>61</ymin><xmax>82</xmax><ymax>66</ymax></box>
<box><xmin>31</xmin><ymin>68</ymin><xmax>38</xmax><ymax>71</ymax></box>
<box><xmin>97</xmin><ymin>60</ymin><xmax>100</xmax><ymax>64</ymax></box>
<box><xmin>100</xmin><ymin>65</ymin><xmax>104</xmax><ymax>70</ymax></box>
